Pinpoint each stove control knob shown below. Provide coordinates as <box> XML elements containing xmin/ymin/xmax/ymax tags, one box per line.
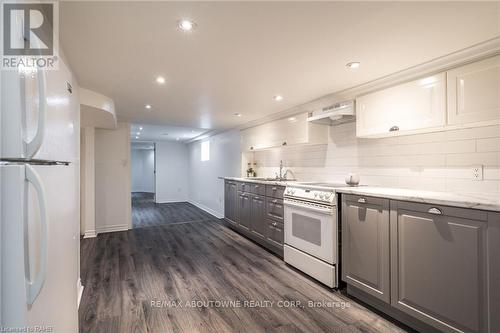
<box><xmin>325</xmin><ymin>192</ymin><xmax>331</xmax><ymax>199</ymax></box>
<box><xmin>314</xmin><ymin>192</ymin><xmax>318</xmax><ymax>198</ymax></box>
<box><xmin>319</xmin><ymin>193</ymin><xmax>325</xmax><ymax>200</ymax></box>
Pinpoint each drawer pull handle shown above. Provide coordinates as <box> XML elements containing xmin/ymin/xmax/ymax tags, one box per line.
<box><xmin>272</xmin><ymin>187</ymin><xmax>277</xmax><ymax>190</ymax></box>
<box><xmin>254</xmin><ymin>196</ymin><xmax>259</xmax><ymax>200</ymax></box>
<box><xmin>272</xmin><ymin>199</ymin><xmax>278</xmax><ymax>203</ymax></box>
<box><xmin>428</xmin><ymin>207</ymin><xmax>442</xmax><ymax>215</ymax></box>
<box><xmin>272</xmin><ymin>222</ymin><xmax>277</xmax><ymax>227</ymax></box>
<box><xmin>357</xmin><ymin>198</ymin><xmax>366</xmax><ymax>203</ymax></box>
<box><xmin>255</xmin><ymin>185</ymin><xmax>259</xmax><ymax>188</ymax></box>
<box><xmin>389</xmin><ymin>125</ymin><xmax>400</xmax><ymax>132</ymax></box>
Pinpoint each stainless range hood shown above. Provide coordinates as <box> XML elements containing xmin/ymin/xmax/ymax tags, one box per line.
<box><xmin>306</xmin><ymin>100</ymin><xmax>355</xmax><ymax>125</ymax></box>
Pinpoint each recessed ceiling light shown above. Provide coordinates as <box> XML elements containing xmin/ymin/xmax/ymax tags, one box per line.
<box><xmin>178</xmin><ymin>19</ymin><xmax>196</xmax><ymax>31</ymax></box>
<box><xmin>145</xmin><ymin>104</ymin><xmax>152</xmax><ymax>109</ymax></box>
<box><xmin>139</xmin><ymin>127</ymin><xmax>143</xmax><ymax>131</ymax></box>
<box><xmin>155</xmin><ymin>76</ymin><xmax>166</xmax><ymax>84</ymax></box>
<box><xmin>346</xmin><ymin>62</ymin><xmax>360</xmax><ymax>69</ymax></box>
<box><xmin>273</xmin><ymin>95</ymin><xmax>283</xmax><ymax>101</ymax></box>
<box><xmin>233</xmin><ymin>113</ymin><xmax>242</xmax><ymax>117</ymax></box>
<box><xmin>136</xmin><ymin>132</ymin><xmax>140</xmax><ymax>135</ymax></box>
<box><xmin>135</xmin><ymin>136</ymin><xmax>139</xmax><ymax>139</ymax></box>
<box><xmin>288</xmin><ymin>117</ymin><xmax>296</xmax><ymax>121</ymax></box>
<box><xmin>176</xmin><ymin>137</ymin><xmax>180</xmax><ymax>141</ymax></box>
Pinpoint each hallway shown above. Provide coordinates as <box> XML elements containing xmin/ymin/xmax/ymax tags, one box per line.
<box><xmin>131</xmin><ymin>193</ymin><xmax>215</xmax><ymax>229</ymax></box>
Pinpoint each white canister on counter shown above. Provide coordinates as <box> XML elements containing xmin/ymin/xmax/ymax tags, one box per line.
<box><xmin>345</xmin><ymin>173</ymin><xmax>360</xmax><ymax>186</ymax></box>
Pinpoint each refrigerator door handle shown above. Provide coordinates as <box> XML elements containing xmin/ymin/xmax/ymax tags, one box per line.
<box><xmin>25</xmin><ymin>68</ymin><xmax>46</xmax><ymax>158</ymax></box>
<box><xmin>25</xmin><ymin>165</ymin><xmax>48</xmax><ymax>305</ymax></box>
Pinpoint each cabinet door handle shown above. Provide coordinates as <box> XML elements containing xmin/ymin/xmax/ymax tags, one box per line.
<box><xmin>272</xmin><ymin>222</ymin><xmax>277</xmax><ymax>227</ymax></box>
<box><xmin>389</xmin><ymin>125</ymin><xmax>400</xmax><ymax>132</ymax></box>
<box><xmin>272</xmin><ymin>187</ymin><xmax>277</xmax><ymax>190</ymax></box>
<box><xmin>428</xmin><ymin>207</ymin><xmax>443</xmax><ymax>215</ymax></box>
<box><xmin>272</xmin><ymin>199</ymin><xmax>278</xmax><ymax>203</ymax></box>
<box><xmin>254</xmin><ymin>196</ymin><xmax>260</xmax><ymax>200</ymax></box>
<box><xmin>255</xmin><ymin>185</ymin><xmax>259</xmax><ymax>188</ymax></box>
<box><xmin>357</xmin><ymin>198</ymin><xmax>367</xmax><ymax>203</ymax></box>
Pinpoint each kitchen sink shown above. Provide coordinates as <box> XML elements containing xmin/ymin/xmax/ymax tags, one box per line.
<box><xmin>244</xmin><ymin>177</ymin><xmax>296</xmax><ymax>182</ymax></box>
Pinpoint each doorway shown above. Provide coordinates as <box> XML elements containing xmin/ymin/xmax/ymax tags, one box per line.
<box><xmin>131</xmin><ymin>142</ymin><xmax>156</xmax><ymax>228</ymax></box>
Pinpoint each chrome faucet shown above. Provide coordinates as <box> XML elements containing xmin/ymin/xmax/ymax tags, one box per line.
<box><xmin>275</xmin><ymin>160</ymin><xmax>289</xmax><ymax>180</ymax></box>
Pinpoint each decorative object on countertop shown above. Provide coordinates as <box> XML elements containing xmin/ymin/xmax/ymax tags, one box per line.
<box><xmin>345</xmin><ymin>173</ymin><xmax>360</xmax><ymax>186</ymax></box>
<box><xmin>246</xmin><ymin>162</ymin><xmax>257</xmax><ymax>177</ymax></box>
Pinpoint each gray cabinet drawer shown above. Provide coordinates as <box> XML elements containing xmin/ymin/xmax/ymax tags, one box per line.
<box><xmin>266</xmin><ymin>185</ymin><xmax>285</xmax><ymax>199</ymax></box>
<box><xmin>266</xmin><ymin>219</ymin><xmax>284</xmax><ymax>246</ymax></box>
<box><xmin>266</xmin><ymin>198</ymin><xmax>284</xmax><ymax>222</ymax></box>
<box><xmin>237</xmin><ymin>182</ymin><xmax>251</xmax><ymax>193</ymax></box>
<box><xmin>248</xmin><ymin>183</ymin><xmax>266</xmax><ymax>196</ymax></box>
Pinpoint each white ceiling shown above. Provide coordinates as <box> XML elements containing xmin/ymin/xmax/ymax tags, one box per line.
<box><xmin>130</xmin><ymin>123</ymin><xmax>206</xmax><ymax>142</ymax></box>
<box><xmin>60</xmin><ymin>1</ymin><xmax>500</xmax><ymax>132</ymax></box>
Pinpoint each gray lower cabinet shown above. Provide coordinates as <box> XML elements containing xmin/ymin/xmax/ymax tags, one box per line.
<box><xmin>341</xmin><ymin>195</ymin><xmax>498</xmax><ymax>333</ymax></box>
<box><xmin>266</xmin><ymin>219</ymin><xmax>284</xmax><ymax>246</ymax></box>
<box><xmin>390</xmin><ymin>200</ymin><xmax>488</xmax><ymax>333</ymax></box>
<box><xmin>250</xmin><ymin>195</ymin><xmax>266</xmax><ymax>239</ymax></box>
<box><xmin>237</xmin><ymin>191</ymin><xmax>251</xmax><ymax>230</ymax></box>
<box><xmin>341</xmin><ymin>194</ymin><xmax>390</xmax><ymax>303</ymax></box>
<box><xmin>224</xmin><ymin>181</ymin><xmax>237</xmax><ymax>224</ymax></box>
<box><xmin>266</xmin><ymin>198</ymin><xmax>284</xmax><ymax>223</ymax></box>
<box><xmin>224</xmin><ymin>180</ymin><xmax>285</xmax><ymax>256</ymax></box>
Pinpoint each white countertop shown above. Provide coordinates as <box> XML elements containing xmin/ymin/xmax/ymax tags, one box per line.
<box><xmin>219</xmin><ymin>176</ymin><xmax>291</xmax><ymax>186</ymax></box>
<box><xmin>220</xmin><ymin>177</ymin><xmax>500</xmax><ymax>212</ymax></box>
<box><xmin>219</xmin><ymin>177</ymin><xmax>500</xmax><ymax>212</ymax></box>
<box><xmin>335</xmin><ymin>186</ymin><xmax>500</xmax><ymax>212</ymax></box>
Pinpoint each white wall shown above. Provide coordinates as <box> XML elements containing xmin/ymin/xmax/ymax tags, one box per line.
<box><xmin>188</xmin><ymin>130</ymin><xmax>242</xmax><ymax>218</ymax></box>
<box><xmin>80</xmin><ymin>126</ymin><xmax>96</xmax><ymax>238</ymax></box>
<box><xmin>131</xmin><ymin>148</ymin><xmax>155</xmax><ymax>193</ymax></box>
<box><xmin>155</xmin><ymin>141</ymin><xmax>189</xmax><ymax>203</ymax></box>
<box><xmin>94</xmin><ymin>122</ymin><xmax>132</xmax><ymax>233</ymax></box>
<box><xmin>249</xmin><ymin>122</ymin><xmax>500</xmax><ymax>196</ymax></box>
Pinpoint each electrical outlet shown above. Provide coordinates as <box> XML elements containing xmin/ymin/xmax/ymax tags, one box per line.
<box><xmin>471</xmin><ymin>165</ymin><xmax>483</xmax><ymax>181</ymax></box>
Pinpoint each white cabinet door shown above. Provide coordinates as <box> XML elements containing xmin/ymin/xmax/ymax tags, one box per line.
<box><xmin>356</xmin><ymin>73</ymin><xmax>446</xmax><ymax>137</ymax></box>
<box><xmin>447</xmin><ymin>55</ymin><xmax>500</xmax><ymax>126</ymax></box>
<box><xmin>240</xmin><ymin>113</ymin><xmax>327</xmax><ymax>151</ymax></box>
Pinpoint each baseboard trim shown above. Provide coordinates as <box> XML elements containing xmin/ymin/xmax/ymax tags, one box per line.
<box><xmin>95</xmin><ymin>224</ymin><xmax>129</xmax><ymax>234</ymax></box>
<box><xmin>155</xmin><ymin>199</ymin><xmax>188</xmax><ymax>204</ymax></box>
<box><xmin>188</xmin><ymin>200</ymin><xmax>223</xmax><ymax>219</ymax></box>
<box><xmin>77</xmin><ymin>278</ymin><xmax>84</xmax><ymax>308</ymax></box>
<box><xmin>83</xmin><ymin>230</ymin><xmax>97</xmax><ymax>238</ymax></box>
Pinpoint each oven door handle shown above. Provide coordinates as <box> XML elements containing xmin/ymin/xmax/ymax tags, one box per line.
<box><xmin>284</xmin><ymin>200</ymin><xmax>333</xmax><ymax>215</ymax></box>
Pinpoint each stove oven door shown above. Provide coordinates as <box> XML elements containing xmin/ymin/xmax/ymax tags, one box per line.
<box><xmin>284</xmin><ymin>199</ymin><xmax>337</xmax><ymax>264</ymax></box>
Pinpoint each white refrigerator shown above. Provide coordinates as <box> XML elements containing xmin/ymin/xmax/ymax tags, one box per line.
<box><xmin>0</xmin><ymin>54</ymin><xmax>80</xmax><ymax>332</ymax></box>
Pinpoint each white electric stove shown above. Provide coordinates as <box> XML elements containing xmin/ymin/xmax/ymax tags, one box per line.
<box><xmin>283</xmin><ymin>182</ymin><xmax>352</xmax><ymax>288</ymax></box>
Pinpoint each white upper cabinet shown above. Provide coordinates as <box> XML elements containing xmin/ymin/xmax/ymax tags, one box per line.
<box><xmin>241</xmin><ymin>113</ymin><xmax>328</xmax><ymax>151</ymax></box>
<box><xmin>447</xmin><ymin>55</ymin><xmax>500</xmax><ymax>126</ymax></box>
<box><xmin>356</xmin><ymin>73</ymin><xmax>446</xmax><ymax>138</ymax></box>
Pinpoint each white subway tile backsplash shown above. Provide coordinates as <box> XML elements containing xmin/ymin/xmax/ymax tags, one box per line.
<box><xmin>477</xmin><ymin>137</ymin><xmax>500</xmax><ymax>152</ymax></box>
<box><xmin>247</xmin><ymin>122</ymin><xmax>500</xmax><ymax>195</ymax></box>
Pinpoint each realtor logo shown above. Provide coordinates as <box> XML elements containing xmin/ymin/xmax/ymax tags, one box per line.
<box><xmin>1</xmin><ymin>1</ymin><xmax>58</xmax><ymax>70</ymax></box>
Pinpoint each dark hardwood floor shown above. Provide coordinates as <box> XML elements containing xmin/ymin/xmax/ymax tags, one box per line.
<box><xmin>132</xmin><ymin>192</ymin><xmax>215</xmax><ymax>228</ymax></box>
<box><xmin>80</xmin><ymin>199</ymin><xmax>410</xmax><ymax>333</ymax></box>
